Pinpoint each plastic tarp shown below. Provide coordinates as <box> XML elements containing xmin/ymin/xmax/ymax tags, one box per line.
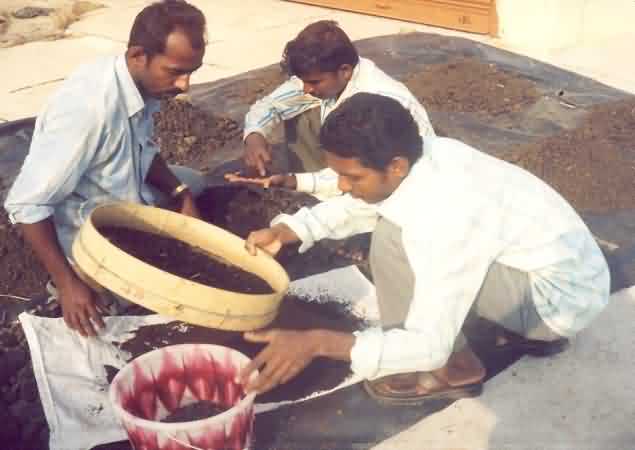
<box><xmin>19</xmin><ymin>266</ymin><xmax>379</xmax><ymax>450</ymax></box>
<box><xmin>1</xmin><ymin>33</ymin><xmax>634</xmax><ymax>289</ymax></box>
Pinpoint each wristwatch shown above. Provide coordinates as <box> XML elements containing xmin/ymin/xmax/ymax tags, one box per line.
<box><xmin>170</xmin><ymin>183</ymin><xmax>190</xmax><ymax>199</ymax></box>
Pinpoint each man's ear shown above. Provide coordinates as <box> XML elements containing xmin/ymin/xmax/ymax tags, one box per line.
<box><xmin>388</xmin><ymin>156</ymin><xmax>410</xmax><ymax>178</ymax></box>
<box><xmin>126</xmin><ymin>45</ymin><xmax>148</xmax><ymax>67</ymax></box>
<box><xmin>338</xmin><ymin>64</ymin><xmax>354</xmax><ymax>82</ymax></box>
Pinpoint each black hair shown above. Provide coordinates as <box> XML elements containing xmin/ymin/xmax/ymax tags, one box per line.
<box><xmin>320</xmin><ymin>93</ymin><xmax>423</xmax><ymax>170</ymax></box>
<box><xmin>281</xmin><ymin>20</ymin><xmax>359</xmax><ymax>77</ymax></box>
<box><xmin>128</xmin><ymin>0</ymin><xmax>206</xmax><ymax>58</ymax></box>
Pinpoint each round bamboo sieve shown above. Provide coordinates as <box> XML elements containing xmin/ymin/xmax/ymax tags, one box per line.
<box><xmin>71</xmin><ymin>202</ymin><xmax>289</xmax><ymax>331</ymax></box>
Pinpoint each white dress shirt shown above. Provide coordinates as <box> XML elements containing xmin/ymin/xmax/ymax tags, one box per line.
<box><xmin>272</xmin><ymin>137</ymin><xmax>610</xmax><ymax>379</ymax></box>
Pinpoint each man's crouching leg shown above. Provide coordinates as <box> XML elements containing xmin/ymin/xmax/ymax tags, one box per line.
<box><xmin>472</xmin><ymin>262</ymin><xmax>569</xmax><ymax>357</ymax></box>
<box><xmin>365</xmin><ymin>217</ymin><xmax>485</xmax><ymax>405</ymax></box>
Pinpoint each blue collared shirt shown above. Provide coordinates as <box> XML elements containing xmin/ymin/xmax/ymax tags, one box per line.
<box><xmin>4</xmin><ymin>55</ymin><xmax>160</xmax><ymax>256</ymax></box>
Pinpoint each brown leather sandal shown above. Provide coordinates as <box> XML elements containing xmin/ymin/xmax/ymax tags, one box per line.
<box><xmin>363</xmin><ymin>371</ymin><xmax>483</xmax><ymax>406</ymax></box>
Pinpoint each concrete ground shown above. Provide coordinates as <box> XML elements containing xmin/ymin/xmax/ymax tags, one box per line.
<box><xmin>1</xmin><ymin>1</ymin><xmax>634</xmax><ymax>448</ymax></box>
<box><xmin>2</xmin><ymin>0</ymin><xmax>635</xmax><ymax>122</ymax></box>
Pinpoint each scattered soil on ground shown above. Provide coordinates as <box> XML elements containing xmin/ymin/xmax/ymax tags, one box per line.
<box><xmin>99</xmin><ymin>226</ymin><xmax>274</xmax><ymax>294</ymax></box>
<box><xmin>196</xmin><ymin>186</ymin><xmax>371</xmax><ymax>280</ymax></box>
<box><xmin>404</xmin><ymin>57</ymin><xmax>541</xmax><ymax>116</ymax></box>
<box><xmin>160</xmin><ymin>400</ymin><xmax>229</xmax><ymax>423</ymax></box>
<box><xmin>114</xmin><ymin>295</ymin><xmax>366</xmax><ymax>404</ymax></box>
<box><xmin>154</xmin><ymin>98</ymin><xmax>242</xmax><ymax>169</ymax></box>
<box><xmin>229</xmin><ymin>66</ymin><xmax>287</xmax><ymax>107</ymax></box>
<box><xmin>3</xmin><ymin>56</ymin><xmax>635</xmax><ymax>450</ymax></box>
<box><xmin>0</xmin><ymin>302</ymin><xmax>57</xmax><ymax>450</ymax></box>
<box><xmin>0</xmin><ymin>210</ymin><xmax>48</xmax><ymax>298</ymax></box>
<box><xmin>197</xmin><ymin>185</ymin><xmax>319</xmax><ymax>239</ymax></box>
<box><xmin>0</xmin><ymin>187</ymin><xmax>367</xmax><ymax>450</ymax></box>
<box><xmin>502</xmin><ymin>98</ymin><xmax>635</xmax><ymax>212</ymax></box>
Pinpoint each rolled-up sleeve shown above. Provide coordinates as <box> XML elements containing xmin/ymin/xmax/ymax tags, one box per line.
<box><xmin>294</xmin><ymin>167</ymin><xmax>341</xmax><ymax>200</ymax></box>
<box><xmin>350</xmin><ymin>218</ymin><xmax>497</xmax><ymax>380</ymax></box>
<box><xmin>4</xmin><ymin>102</ymin><xmax>101</xmax><ymax>224</ymax></box>
<box><xmin>271</xmin><ymin>194</ymin><xmax>379</xmax><ymax>253</ymax></box>
<box><xmin>244</xmin><ymin>77</ymin><xmax>320</xmax><ymax>140</ymax></box>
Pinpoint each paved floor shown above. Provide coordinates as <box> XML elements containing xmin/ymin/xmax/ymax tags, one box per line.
<box><xmin>1</xmin><ymin>2</ymin><xmax>634</xmax><ymax>449</ymax></box>
<box><xmin>2</xmin><ymin>0</ymin><xmax>635</xmax><ymax>122</ymax></box>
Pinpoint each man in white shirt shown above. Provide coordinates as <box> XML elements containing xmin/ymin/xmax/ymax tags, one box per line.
<box><xmin>4</xmin><ymin>0</ymin><xmax>208</xmax><ymax>337</ymax></box>
<box><xmin>239</xmin><ymin>20</ymin><xmax>434</xmax><ymax>198</ymax></box>
<box><xmin>239</xmin><ymin>93</ymin><xmax>610</xmax><ymax>404</ymax></box>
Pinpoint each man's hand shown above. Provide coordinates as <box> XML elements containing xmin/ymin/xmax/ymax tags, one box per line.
<box><xmin>243</xmin><ymin>133</ymin><xmax>272</xmax><ymax>176</ymax></box>
<box><xmin>18</xmin><ymin>219</ymin><xmax>107</xmax><ymax>338</ymax></box>
<box><xmin>245</xmin><ymin>223</ymin><xmax>298</xmax><ymax>256</ymax></box>
<box><xmin>57</xmin><ymin>275</ymin><xmax>105</xmax><ymax>337</ymax></box>
<box><xmin>224</xmin><ymin>172</ymin><xmax>297</xmax><ymax>190</ymax></box>
<box><xmin>179</xmin><ymin>190</ymin><xmax>201</xmax><ymax>219</ymax></box>
<box><xmin>239</xmin><ymin>329</ymin><xmax>320</xmax><ymax>394</ymax></box>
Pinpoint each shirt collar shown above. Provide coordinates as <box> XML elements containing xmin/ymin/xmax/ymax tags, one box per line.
<box><xmin>322</xmin><ymin>58</ymin><xmax>363</xmax><ymax>107</ymax></box>
<box><xmin>378</xmin><ymin>138</ymin><xmax>431</xmax><ymax>221</ymax></box>
<box><xmin>343</xmin><ymin>58</ymin><xmax>362</xmax><ymax>93</ymax></box>
<box><xmin>115</xmin><ymin>54</ymin><xmax>146</xmax><ymax>118</ymax></box>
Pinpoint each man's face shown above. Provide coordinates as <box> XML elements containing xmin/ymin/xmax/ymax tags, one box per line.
<box><xmin>299</xmin><ymin>65</ymin><xmax>352</xmax><ymax>100</ymax></box>
<box><xmin>325</xmin><ymin>151</ymin><xmax>408</xmax><ymax>204</ymax></box>
<box><xmin>131</xmin><ymin>29</ymin><xmax>204</xmax><ymax>99</ymax></box>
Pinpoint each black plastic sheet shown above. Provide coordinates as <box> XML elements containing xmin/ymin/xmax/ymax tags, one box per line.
<box><xmin>1</xmin><ymin>32</ymin><xmax>633</xmax><ymax>449</ymax></box>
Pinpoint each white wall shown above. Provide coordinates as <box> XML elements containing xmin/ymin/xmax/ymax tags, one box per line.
<box><xmin>496</xmin><ymin>0</ymin><xmax>635</xmax><ymax>51</ymax></box>
<box><xmin>581</xmin><ymin>0</ymin><xmax>635</xmax><ymax>42</ymax></box>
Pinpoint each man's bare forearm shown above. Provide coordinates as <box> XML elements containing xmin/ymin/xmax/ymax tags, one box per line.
<box><xmin>311</xmin><ymin>329</ymin><xmax>355</xmax><ymax>361</ymax></box>
<box><xmin>273</xmin><ymin>223</ymin><xmax>302</xmax><ymax>245</ymax></box>
<box><xmin>19</xmin><ymin>219</ymin><xmax>76</xmax><ymax>285</ymax></box>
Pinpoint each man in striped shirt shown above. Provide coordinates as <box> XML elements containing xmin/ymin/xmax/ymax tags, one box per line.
<box><xmin>237</xmin><ymin>20</ymin><xmax>435</xmax><ymax>198</ymax></box>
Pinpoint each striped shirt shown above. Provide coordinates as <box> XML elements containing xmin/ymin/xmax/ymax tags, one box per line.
<box><xmin>272</xmin><ymin>137</ymin><xmax>610</xmax><ymax>379</ymax></box>
<box><xmin>244</xmin><ymin>57</ymin><xmax>436</xmax><ymax>198</ymax></box>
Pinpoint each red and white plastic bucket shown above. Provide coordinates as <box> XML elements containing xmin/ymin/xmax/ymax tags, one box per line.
<box><xmin>109</xmin><ymin>344</ymin><xmax>256</xmax><ymax>450</ymax></box>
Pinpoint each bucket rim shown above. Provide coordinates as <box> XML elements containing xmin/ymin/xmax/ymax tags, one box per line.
<box><xmin>108</xmin><ymin>343</ymin><xmax>257</xmax><ymax>432</ymax></box>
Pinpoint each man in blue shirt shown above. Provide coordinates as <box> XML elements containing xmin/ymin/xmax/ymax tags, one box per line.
<box><xmin>5</xmin><ymin>0</ymin><xmax>208</xmax><ymax>337</ymax></box>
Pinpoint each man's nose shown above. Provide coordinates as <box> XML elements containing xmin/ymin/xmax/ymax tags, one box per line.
<box><xmin>174</xmin><ymin>74</ymin><xmax>191</xmax><ymax>92</ymax></box>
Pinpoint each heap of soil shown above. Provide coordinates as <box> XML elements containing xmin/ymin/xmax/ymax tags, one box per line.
<box><xmin>160</xmin><ymin>400</ymin><xmax>229</xmax><ymax>423</ymax></box>
<box><xmin>404</xmin><ymin>57</ymin><xmax>541</xmax><ymax>116</ymax></box>
<box><xmin>0</xmin><ymin>210</ymin><xmax>48</xmax><ymax>298</ymax></box>
<box><xmin>2</xmin><ymin>57</ymin><xmax>634</xmax><ymax>450</ymax></box>
<box><xmin>196</xmin><ymin>186</ymin><xmax>371</xmax><ymax>280</ymax></box>
<box><xmin>198</xmin><ymin>186</ymin><xmax>319</xmax><ymax>239</ymax></box>
<box><xmin>230</xmin><ymin>66</ymin><xmax>287</xmax><ymax>106</ymax></box>
<box><xmin>0</xmin><ymin>307</ymin><xmax>52</xmax><ymax>450</ymax></box>
<box><xmin>99</xmin><ymin>226</ymin><xmax>273</xmax><ymax>295</ymax></box>
<box><xmin>154</xmin><ymin>98</ymin><xmax>242</xmax><ymax>168</ymax></box>
<box><xmin>503</xmin><ymin>98</ymin><xmax>635</xmax><ymax>212</ymax></box>
<box><xmin>114</xmin><ymin>295</ymin><xmax>366</xmax><ymax>404</ymax></box>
